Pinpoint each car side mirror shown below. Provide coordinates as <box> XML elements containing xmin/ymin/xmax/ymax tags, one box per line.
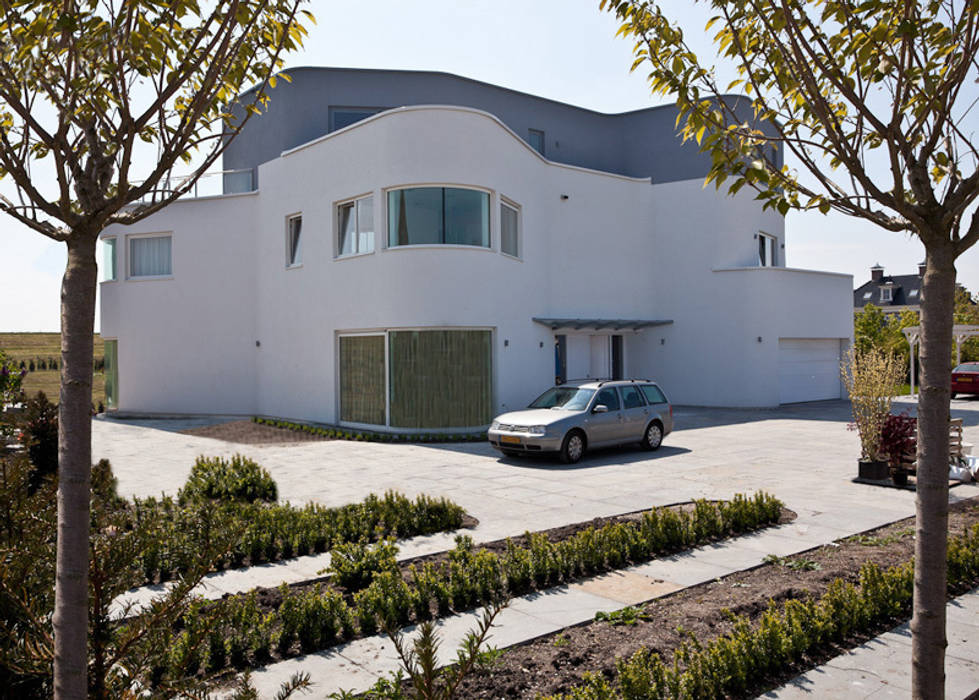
<box><xmin>592</xmin><ymin>404</ymin><xmax>608</xmax><ymax>414</ymax></box>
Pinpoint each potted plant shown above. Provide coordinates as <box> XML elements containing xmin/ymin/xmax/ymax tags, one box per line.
<box><xmin>881</xmin><ymin>411</ymin><xmax>917</xmax><ymax>486</ymax></box>
<box><xmin>841</xmin><ymin>347</ymin><xmax>905</xmax><ymax>480</ymax></box>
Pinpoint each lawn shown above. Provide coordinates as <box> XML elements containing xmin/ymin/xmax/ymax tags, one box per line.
<box><xmin>0</xmin><ymin>332</ymin><xmax>106</xmax><ymax>407</ymax></box>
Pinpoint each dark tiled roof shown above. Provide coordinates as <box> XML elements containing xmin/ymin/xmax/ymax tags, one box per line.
<box><xmin>853</xmin><ymin>274</ymin><xmax>922</xmax><ymax>309</ymax></box>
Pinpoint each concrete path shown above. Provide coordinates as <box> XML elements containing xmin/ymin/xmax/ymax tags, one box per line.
<box><xmin>763</xmin><ymin>587</ymin><xmax>979</xmax><ymax>699</ymax></box>
<box><xmin>91</xmin><ymin>396</ymin><xmax>979</xmax><ymax>696</ymax></box>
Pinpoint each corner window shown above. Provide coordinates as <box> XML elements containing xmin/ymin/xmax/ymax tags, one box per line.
<box><xmin>758</xmin><ymin>233</ymin><xmax>777</xmax><ymax>267</ymax></box>
<box><xmin>501</xmin><ymin>202</ymin><xmax>519</xmax><ymax>257</ymax></box>
<box><xmin>338</xmin><ymin>195</ymin><xmax>375</xmax><ymax>256</ymax></box>
<box><xmin>528</xmin><ymin>129</ymin><xmax>545</xmax><ymax>155</ymax></box>
<box><xmin>129</xmin><ymin>235</ymin><xmax>172</xmax><ymax>278</ymax></box>
<box><xmin>880</xmin><ymin>286</ymin><xmax>893</xmax><ymax>302</ymax></box>
<box><xmin>387</xmin><ymin>187</ymin><xmax>489</xmax><ymax>248</ymax></box>
<box><xmin>286</xmin><ymin>214</ymin><xmax>302</xmax><ymax>267</ymax></box>
<box><xmin>101</xmin><ymin>238</ymin><xmax>117</xmax><ymax>282</ymax></box>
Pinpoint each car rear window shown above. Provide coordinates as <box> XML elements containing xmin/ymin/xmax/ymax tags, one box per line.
<box><xmin>640</xmin><ymin>384</ymin><xmax>668</xmax><ymax>404</ymax></box>
<box><xmin>954</xmin><ymin>364</ymin><xmax>979</xmax><ymax>373</ymax></box>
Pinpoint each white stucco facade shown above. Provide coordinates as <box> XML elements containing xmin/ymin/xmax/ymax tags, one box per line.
<box><xmin>99</xmin><ymin>105</ymin><xmax>853</xmax><ymax>426</ymax></box>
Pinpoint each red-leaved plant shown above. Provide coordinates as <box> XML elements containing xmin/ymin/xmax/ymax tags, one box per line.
<box><xmin>880</xmin><ymin>412</ymin><xmax>918</xmax><ymax>467</ymax></box>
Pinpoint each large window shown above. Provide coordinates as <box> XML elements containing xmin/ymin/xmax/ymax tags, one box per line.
<box><xmin>286</xmin><ymin>214</ymin><xmax>303</xmax><ymax>267</ymax></box>
<box><xmin>387</xmin><ymin>187</ymin><xmax>489</xmax><ymax>248</ymax></box>
<box><xmin>329</xmin><ymin>107</ymin><xmax>385</xmax><ymax>131</ymax></box>
<box><xmin>129</xmin><ymin>235</ymin><xmax>172</xmax><ymax>278</ymax></box>
<box><xmin>501</xmin><ymin>202</ymin><xmax>519</xmax><ymax>257</ymax></box>
<box><xmin>338</xmin><ymin>195</ymin><xmax>375</xmax><ymax>256</ymax></box>
<box><xmin>338</xmin><ymin>329</ymin><xmax>493</xmax><ymax>429</ymax></box>
<box><xmin>101</xmin><ymin>238</ymin><xmax>117</xmax><ymax>282</ymax></box>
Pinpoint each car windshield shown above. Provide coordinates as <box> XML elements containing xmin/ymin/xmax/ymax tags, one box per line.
<box><xmin>529</xmin><ymin>387</ymin><xmax>596</xmax><ymax>410</ymax></box>
<box><xmin>954</xmin><ymin>364</ymin><xmax>979</xmax><ymax>373</ymax></box>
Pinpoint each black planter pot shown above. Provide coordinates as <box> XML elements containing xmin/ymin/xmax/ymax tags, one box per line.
<box><xmin>892</xmin><ymin>469</ymin><xmax>909</xmax><ymax>486</ymax></box>
<box><xmin>858</xmin><ymin>459</ymin><xmax>889</xmax><ymax>480</ymax></box>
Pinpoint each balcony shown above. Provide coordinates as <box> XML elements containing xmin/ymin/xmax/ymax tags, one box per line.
<box><xmin>133</xmin><ymin>168</ymin><xmax>255</xmax><ymax>204</ymax></box>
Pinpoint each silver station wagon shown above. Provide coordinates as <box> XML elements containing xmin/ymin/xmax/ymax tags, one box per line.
<box><xmin>488</xmin><ymin>379</ymin><xmax>673</xmax><ymax>464</ymax></box>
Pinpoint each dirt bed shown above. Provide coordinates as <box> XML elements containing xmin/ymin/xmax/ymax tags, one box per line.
<box><xmin>179</xmin><ymin>419</ymin><xmax>331</xmax><ymax>444</ymax></box>
<box><xmin>452</xmin><ymin>496</ymin><xmax>979</xmax><ymax>699</ymax></box>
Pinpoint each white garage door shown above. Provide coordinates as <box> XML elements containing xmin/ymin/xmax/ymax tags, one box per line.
<box><xmin>778</xmin><ymin>339</ymin><xmax>842</xmax><ymax>404</ymax></box>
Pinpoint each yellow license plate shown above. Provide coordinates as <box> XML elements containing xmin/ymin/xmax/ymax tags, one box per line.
<box><xmin>958</xmin><ymin>376</ymin><xmax>973</xmax><ymax>382</ymax></box>
<box><xmin>500</xmin><ymin>435</ymin><xmax>521</xmax><ymax>445</ymax></box>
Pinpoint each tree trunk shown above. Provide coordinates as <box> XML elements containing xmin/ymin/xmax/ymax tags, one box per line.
<box><xmin>53</xmin><ymin>234</ymin><xmax>98</xmax><ymax>699</ymax></box>
<box><xmin>911</xmin><ymin>243</ymin><xmax>956</xmax><ymax>699</ymax></box>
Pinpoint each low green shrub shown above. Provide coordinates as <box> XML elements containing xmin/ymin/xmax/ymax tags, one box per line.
<box><xmin>178</xmin><ymin>454</ymin><xmax>278</xmax><ymax>504</ymax></box>
<box><xmin>252</xmin><ymin>415</ymin><xmax>485</xmax><ymax>443</ymax></box>
<box><xmin>543</xmin><ymin>523</ymin><xmax>979</xmax><ymax>700</ymax></box>
<box><xmin>167</xmin><ymin>492</ymin><xmax>783</xmax><ymax>678</ymax></box>
<box><xmin>326</xmin><ymin>539</ymin><xmax>400</xmax><ymax>591</ymax></box>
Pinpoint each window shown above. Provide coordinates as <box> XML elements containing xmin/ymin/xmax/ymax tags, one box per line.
<box><xmin>528</xmin><ymin>129</ymin><xmax>545</xmax><ymax>155</ymax></box>
<box><xmin>329</xmin><ymin>107</ymin><xmax>385</xmax><ymax>131</ymax></box>
<box><xmin>501</xmin><ymin>202</ymin><xmax>519</xmax><ymax>257</ymax></box>
<box><xmin>129</xmin><ymin>235</ymin><xmax>172</xmax><ymax>277</ymax></box>
<box><xmin>640</xmin><ymin>384</ymin><xmax>668</xmax><ymax>405</ymax></box>
<box><xmin>101</xmin><ymin>238</ymin><xmax>117</xmax><ymax>282</ymax></box>
<box><xmin>880</xmin><ymin>286</ymin><xmax>893</xmax><ymax>302</ymax></box>
<box><xmin>286</xmin><ymin>214</ymin><xmax>302</xmax><ymax>267</ymax></box>
<box><xmin>862</xmin><ymin>291</ymin><xmax>873</xmax><ymax>300</ymax></box>
<box><xmin>909</xmin><ymin>289</ymin><xmax>919</xmax><ymax>298</ymax></box>
<box><xmin>758</xmin><ymin>233</ymin><xmax>777</xmax><ymax>267</ymax></box>
<box><xmin>339</xmin><ymin>335</ymin><xmax>386</xmax><ymax>425</ymax></box>
<box><xmin>387</xmin><ymin>187</ymin><xmax>490</xmax><ymax>248</ymax></box>
<box><xmin>338</xmin><ymin>196</ymin><xmax>375</xmax><ymax>256</ymax></box>
<box><xmin>620</xmin><ymin>385</ymin><xmax>644</xmax><ymax>409</ymax></box>
<box><xmin>594</xmin><ymin>388</ymin><xmax>620</xmax><ymax>411</ymax></box>
<box><xmin>103</xmin><ymin>340</ymin><xmax>118</xmax><ymax>409</ymax></box>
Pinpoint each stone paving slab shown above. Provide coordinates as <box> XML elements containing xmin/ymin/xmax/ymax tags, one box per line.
<box><xmin>763</xmin><ymin>588</ymin><xmax>979</xmax><ymax>699</ymax></box>
<box><xmin>569</xmin><ymin>570</ymin><xmax>682</xmax><ymax>605</ymax></box>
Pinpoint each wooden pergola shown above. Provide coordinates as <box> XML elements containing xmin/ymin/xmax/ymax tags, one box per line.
<box><xmin>902</xmin><ymin>324</ymin><xmax>979</xmax><ymax>395</ymax></box>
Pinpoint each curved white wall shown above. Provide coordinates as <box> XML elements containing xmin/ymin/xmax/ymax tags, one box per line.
<box><xmin>100</xmin><ymin>106</ymin><xmax>852</xmax><ymax>419</ymax></box>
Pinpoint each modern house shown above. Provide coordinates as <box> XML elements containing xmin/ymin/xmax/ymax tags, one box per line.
<box><xmin>853</xmin><ymin>263</ymin><xmax>925</xmax><ymax>315</ymax></box>
<box><xmin>98</xmin><ymin>67</ymin><xmax>853</xmax><ymax>431</ymax></box>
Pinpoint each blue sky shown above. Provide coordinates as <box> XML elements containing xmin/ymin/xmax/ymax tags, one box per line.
<box><xmin>1</xmin><ymin>0</ymin><xmax>975</xmax><ymax>331</ymax></box>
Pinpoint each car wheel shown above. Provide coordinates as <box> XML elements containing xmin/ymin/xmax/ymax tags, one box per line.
<box><xmin>560</xmin><ymin>430</ymin><xmax>585</xmax><ymax>464</ymax></box>
<box><xmin>641</xmin><ymin>421</ymin><xmax>663</xmax><ymax>450</ymax></box>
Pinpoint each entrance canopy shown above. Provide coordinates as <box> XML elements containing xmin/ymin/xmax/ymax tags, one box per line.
<box><xmin>532</xmin><ymin>317</ymin><xmax>673</xmax><ymax>332</ymax></box>
<box><xmin>902</xmin><ymin>324</ymin><xmax>979</xmax><ymax>395</ymax></box>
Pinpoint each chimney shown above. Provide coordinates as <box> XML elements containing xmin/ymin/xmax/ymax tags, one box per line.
<box><xmin>871</xmin><ymin>263</ymin><xmax>884</xmax><ymax>282</ymax></box>
<box><xmin>918</xmin><ymin>260</ymin><xmax>926</xmax><ymax>277</ymax></box>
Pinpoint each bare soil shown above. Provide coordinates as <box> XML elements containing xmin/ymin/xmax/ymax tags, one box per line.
<box><xmin>179</xmin><ymin>419</ymin><xmax>332</xmax><ymax>444</ymax></box>
<box><xmin>453</xmin><ymin>496</ymin><xmax>979</xmax><ymax>699</ymax></box>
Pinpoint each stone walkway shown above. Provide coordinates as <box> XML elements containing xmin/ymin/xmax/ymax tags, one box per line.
<box><xmin>92</xmin><ymin>396</ymin><xmax>979</xmax><ymax>697</ymax></box>
<box><xmin>764</xmin><ymin>587</ymin><xmax>979</xmax><ymax>699</ymax></box>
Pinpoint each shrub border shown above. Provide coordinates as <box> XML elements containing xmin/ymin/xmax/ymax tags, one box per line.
<box><xmin>252</xmin><ymin>416</ymin><xmax>486</xmax><ymax>443</ymax></box>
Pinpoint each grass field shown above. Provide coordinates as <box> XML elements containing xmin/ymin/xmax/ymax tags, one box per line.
<box><xmin>1</xmin><ymin>332</ymin><xmax>106</xmax><ymax>407</ymax></box>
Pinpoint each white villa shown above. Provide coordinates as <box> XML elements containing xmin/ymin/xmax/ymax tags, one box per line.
<box><xmin>98</xmin><ymin>67</ymin><xmax>853</xmax><ymax>431</ymax></box>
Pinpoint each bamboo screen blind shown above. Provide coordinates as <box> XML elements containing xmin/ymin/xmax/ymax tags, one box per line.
<box><xmin>104</xmin><ymin>340</ymin><xmax>118</xmax><ymax>409</ymax></box>
<box><xmin>389</xmin><ymin>330</ymin><xmax>492</xmax><ymax>429</ymax></box>
<box><xmin>339</xmin><ymin>335</ymin><xmax>386</xmax><ymax>425</ymax></box>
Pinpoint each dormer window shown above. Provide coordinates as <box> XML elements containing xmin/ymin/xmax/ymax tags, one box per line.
<box><xmin>880</xmin><ymin>286</ymin><xmax>892</xmax><ymax>302</ymax></box>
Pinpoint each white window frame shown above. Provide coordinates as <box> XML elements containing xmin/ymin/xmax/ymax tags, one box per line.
<box><xmin>126</xmin><ymin>232</ymin><xmax>173</xmax><ymax>280</ymax></box>
<box><xmin>336</xmin><ymin>193</ymin><xmax>375</xmax><ymax>258</ymax></box>
<box><xmin>100</xmin><ymin>236</ymin><xmax>117</xmax><ymax>282</ymax></box>
<box><xmin>500</xmin><ymin>198</ymin><xmax>520</xmax><ymax>259</ymax></box>
<box><xmin>285</xmin><ymin>213</ymin><xmax>303</xmax><ymax>268</ymax></box>
<box><xmin>758</xmin><ymin>232</ymin><xmax>778</xmax><ymax>267</ymax></box>
<box><xmin>880</xmin><ymin>286</ymin><xmax>893</xmax><ymax>302</ymax></box>
<box><xmin>383</xmin><ymin>183</ymin><xmax>494</xmax><ymax>251</ymax></box>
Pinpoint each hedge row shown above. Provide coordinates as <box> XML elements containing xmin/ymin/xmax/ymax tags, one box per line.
<box><xmin>158</xmin><ymin>492</ymin><xmax>784</xmax><ymax>679</ymax></box>
<box><xmin>252</xmin><ymin>416</ymin><xmax>485</xmax><ymax>443</ymax></box>
<box><xmin>131</xmin><ymin>491</ymin><xmax>466</xmax><ymax>583</ymax></box>
<box><xmin>544</xmin><ymin>522</ymin><xmax>979</xmax><ymax>699</ymax></box>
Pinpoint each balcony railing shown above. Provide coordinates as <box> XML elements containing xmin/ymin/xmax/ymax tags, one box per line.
<box><xmin>133</xmin><ymin>168</ymin><xmax>255</xmax><ymax>203</ymax></box>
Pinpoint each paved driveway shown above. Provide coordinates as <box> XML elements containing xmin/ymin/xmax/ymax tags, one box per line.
<box><xmin>93</xmin><ymin>396</ymin><xmax>979</xmax><ymax>545</ymax></box>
